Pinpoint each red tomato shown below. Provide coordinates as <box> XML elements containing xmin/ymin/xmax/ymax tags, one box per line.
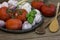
<box><xmin>15</xmin><ymin>9</ymin><xmax>27</xmax><ymax>22</ymax></box>
<box><xmin>0</xmin><ymin>7</ymin><xmax>10</xmax><ymax>21</ymax></box>
<box><xmin>17</xmin><ymin>15</ymin><xmax>26</xmax><ymax>22</ymax></box>
<box><xmin>49</xmin><ymin>4</ymin><xmax>56</xmax><ymax>13</ymax></box>
<box><xmin>41</xmin><ymin>4</ymin><xmax>56</xmax><ymax>17</ymax></box>
<box><xmin>31</xmin><ymin>1</ymin><xmax>44</xmax><ymax>10</ymax></box>
<box><xmin>6</xmin><ymin>19</ymin><xmax>22</xmax><ymax>30</ymax></box>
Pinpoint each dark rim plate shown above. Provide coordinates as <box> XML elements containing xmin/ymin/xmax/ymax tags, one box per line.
<box><xmin>0</xmin><ymin>17</ymin><xmax>43</xmax><ymax>34</ymax></box>
<box><xmin>0</xmin><ymin>0</ymin><xmax>43</xmax><ymax>34</ymax></box>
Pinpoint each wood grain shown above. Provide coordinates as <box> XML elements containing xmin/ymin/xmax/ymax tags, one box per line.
<box><xmin>0</xmin><ymin>16</ymin><xmax>59</xmax><ymax>40</ymax></box>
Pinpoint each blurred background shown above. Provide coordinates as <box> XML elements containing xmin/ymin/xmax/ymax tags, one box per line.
<box><xmin>0</xmin><ymin>0</ymin><xmax>60</xmax><ymax>6</ymax></box>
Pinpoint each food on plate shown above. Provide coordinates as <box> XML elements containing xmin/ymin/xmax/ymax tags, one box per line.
<box><xmin>31</xmin><ymin>1</ymin><xmax>44</xmax><ymax>10</ymax></box>
<box><xmin>27</xmin><ymin>16</ymin><xmax>34</xmax><ymax>24</ymax></box>
<box><xmin>0</xmin><ymin>4</ymin><xmax>2</xmax><ymax>8</ymax></box>
<box><xmin>22</xmin><ymin>21</ymin><xmax>32</xmax><ymax>30</ymax></box>
<box><xmin>26</xmin><ymin>9</ymin><xmax>42</xmax><ymax>26</ymax></box>
<box><xmin>1</xmin><ymin>2</ymin><xmax>8</xmax><ymax>8</ymax></box>
<box><xmin>41</xmin><ymin>4</ymin><xmax>56</xmax><ymax>17</ymax></box>
<box><xmin>34</xmin><ymin>9</ymin><xmax>42</xmax><ymax>23</ymax></box>
<box><xmin>0</xmin><ymin>20</ymin><xmax>5</xmax><ymax>27</ymax></box>
<box><xmin>15</xmin><ymin>9</ymin><xmax>27</xmax><ymax>22</ymax></box>
<box><xmin>8</xmin><ymin>0</ymin><xmax>18</xmax><ymax>9</ymax></box>
<box><xmin>27</xmin><ymin>10</ymin><xmax>37</xmax><ymax>24</ymax></box>
<box><xmin>0</xmin><ymin>0</ymin><xmax>43</xmax><ymax>31</ymax></box>
<box><xmin>27</xmin><ymin>9</ymin><xmax>42</xmax><ymax>24</ymax></box>
<box><xmin>0</xmin><ymin>7</ymin><xmax>10</xmax><ymax>21</ymax></box>
<box><xmin>6</xmin><ymin>19</ymin><xmax>22</xmax><ymax>30</ymax></box>
<box><xmin>0</xmin><ymin>0</ymin><xmax>58</xmax><ymax>34</ymax></box>
<box><xmin>19</xmin><ymin>2</ymin><xmax>32</xmax><ymax>13</ymax></box>
<box><xmin>32</xmin><ymin>20</ymin><xmax>36</xmax><ymax>26</ymax></box>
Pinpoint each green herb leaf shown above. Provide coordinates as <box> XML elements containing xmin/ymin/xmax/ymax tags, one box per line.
<box><xmin>29</xmin><ymin>10</ymin><xmax>37</xmax><ymax>17</ymax></box>
<box><xmin>7</xmin><ymin>9</ymin><xmax>12</xmax><ymax>13</ymax></box>
<box><xmin>27</xmin><ymin>16</ymin><xmax>34</xmax><ymax>24</ymax></box>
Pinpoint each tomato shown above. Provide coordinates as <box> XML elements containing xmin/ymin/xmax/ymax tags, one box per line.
<box><xmin>6</xmin><ymin>19</ymin><xmax>22</xmax><ymax>30</ymax></box>
<box><xmin>17</xmin><ymin>15</ymin><xmax>26</xmax><ymax>22</ymax></box>
<box><xmin>31</xmin><ymin>1</ymin><xmax>44</xmax><ymax>10</ymax></box>
<box><xmin>0</xmin><ymin>7</ymin><xmax>10</xmax><ymax>21</ymax></box>
<box><xmin>41</xmin><ymin>4</ymin><xmax>56</xmax><ymax>17</ymax></box>
<box><xmin>15</xmin><ymin>9</ymin><xmax>27</xmax><ymax>22</ymax></box>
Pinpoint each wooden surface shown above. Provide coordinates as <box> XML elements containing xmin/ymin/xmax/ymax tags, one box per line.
<box><xmin>0</xmin><ymin>0</ymin><xmax>60</xmax><ymax>40</ymax></box>
<box><xmin>0</xmin><ymin>16</ymin><xmax>60</xmax><ymax>40</ymax></box>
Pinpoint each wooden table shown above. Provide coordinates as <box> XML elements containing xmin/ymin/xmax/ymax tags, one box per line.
<box><xmin>0</xmin><ymin>16</ymin><xmax>60</xmax><ymax>40</ymax></box>
<box><xmin>0</xmin><ymin>0</ymin><xmax>60</xmax><ymax>40</ymax></box>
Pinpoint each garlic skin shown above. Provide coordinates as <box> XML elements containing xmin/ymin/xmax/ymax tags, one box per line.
<box><xmin>0</xmin><ymin>4</ymin><xmax>2</xmax><ymax>8</ymax></box>
<box><xmin>32</xmin><ymin>20</ymin><xmax>36</xmax><ymax>26</ymax></box>
<box><xmin>34</xmin><ymin>14</ymin><xmax>42</xmax><ymax>23</ymax></box>
<box><xmin>22</xmin><ymin>21</ymin><xmax>32</xmax><ymax>30</ymax></box>
<box><xmin>19</xmin><ymin>2</ymin><xmax>32</xmax><ymax>13</ymax></box>
<box><xmin>1</xmin><ymin>2</ymin><xmax>8</xmax><ymax>7</ymax></box>
<box><xmin>0</xmin><ymin>20</ymin><xmax>5</xmax><ymax>27</ymax></box>
<box><xmin>8</xmin><ymin>0</ymin><xmax>18</xmax><ymax>9</ymax></box>
<box><xmin>34</xmin><ymin>9</ymin><xmax>42</xmax><ymax>23</ymax></box>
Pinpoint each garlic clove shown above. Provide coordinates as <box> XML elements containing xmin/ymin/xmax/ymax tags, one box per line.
<box><xmin>22</xmin><ymin>21</ymin><xmax>32</xmax><ymax>30</ymax></box>
<box><xmin>2</xmin><ymin>2</ymin><xmax>8</xmax><ymax>7</ymax></box>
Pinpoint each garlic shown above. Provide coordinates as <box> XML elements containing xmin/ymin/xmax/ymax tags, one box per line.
<box><xmin>0</xmin><ymin>4</ymin><xmax>2</xmax><ymax>8</ymax></box>
<box><xmin>22</xmin><ymin>21</ymin><xmax>32</xmax><ymax>30</ymax></box>
<box><xmin>34</xmin><ymin>9</ymin><xmax>42</xmax><ymax>23</ymax></box>
<box><xmin>8</xmin><ymin>0</ymin><xmax>18</xmax><ymax>9</ymax></box>
<box><xmin>32</xmin><ymin>20</ymin><xmax>36</xmax><ymax>26</ymax></box>
<box><xmin>0</xmin><ymin>20</ymin><xmax>5</xmax><ymax>27</ymax></box>
<box><xmin>2</xmin><ymin>2</ymin><xmax>8</xmax><ymax>7</ymax></box>
<box><xmin>19</xmin><ymin>2</ymin><xmax>32</xmax><ymax>13</ymax></box>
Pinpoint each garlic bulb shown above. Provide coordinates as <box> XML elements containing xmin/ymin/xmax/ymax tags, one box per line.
<box><xmin>8</xmin><ymin>0</ymin><xmax>18</xmax><ymax>9</ymax></box>
<box><xmin>34</xmin><ymin>9</ymin><xmax>42</xmax><ymax>23</ymax></box>
<box><xmin>19</xmin><ymin>2</ymin><xmax>32</xmax><ymax>13</ymax></box>
<box><xmin>0</xmin><ymin>20</ymin><xmax>5</xmax><ymax>27</ymax></box>
<box><xmin>32</xmin><ymin>20</ymin><xmax>36</xmax><ymax>26</ymax></box>
<box><xmin>22</xmin><ymin>21</ymin><xmax>32</xmax><ymax>30</ymax></box>
<box><xmin>2</xmin><ymin>2</ymin><xmax>8</xmax><ymax>7</ymax></box>
<box><xmin>0</xmin><ymin>4</ymin><xmax>2</xmax><ymax>8</ymax></box>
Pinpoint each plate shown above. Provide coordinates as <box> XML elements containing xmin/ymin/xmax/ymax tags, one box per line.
<box><xmin>0</xmin><ymin>18</ymin><xmax>43</xmax><ymax>34</ymax></box>
<box><xmin>0</xmin><ymin>0</ymin><xmax>43</xmax><ymax>33</ymax></box>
